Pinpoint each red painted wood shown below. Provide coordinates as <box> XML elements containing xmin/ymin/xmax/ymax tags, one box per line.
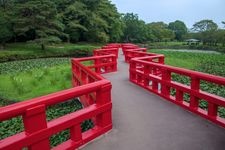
<box><xmin>127</xmin><ymin>44</ymin><xmax>225</xmax><ymax>128</ymax></box>
<box><xmin>0</xmin><ymin>46</ymin><xmax>118</xmax><ymax>150</ymax></box>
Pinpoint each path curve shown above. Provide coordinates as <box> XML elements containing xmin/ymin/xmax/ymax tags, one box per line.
<box><xmin>83</xmin><ymin>50</ymin><xmax>225</xmax><ymax>150</ymax></box>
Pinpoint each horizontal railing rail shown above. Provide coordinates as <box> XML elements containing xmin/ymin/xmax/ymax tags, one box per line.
<box><xmin>94</xmin><ymin>48</ymin><xmax>119</xmax><ymax>58</ymax></box>
<box><xmin>127</xmin><ymin>45</ymin><xmax>225</xmax><ymax>128</ymax></box>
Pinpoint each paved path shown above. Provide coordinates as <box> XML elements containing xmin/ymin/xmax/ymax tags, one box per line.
<box><xmin>83</xmin><ymin>51</ymin><xmax>225</xmax><ymax>150</ymax></box>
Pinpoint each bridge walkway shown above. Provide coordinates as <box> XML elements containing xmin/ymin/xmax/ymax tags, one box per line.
<box><xmin>83</xmin><ymin>50</ymin><xmax>225</xmax><ymax>150</ymax></box>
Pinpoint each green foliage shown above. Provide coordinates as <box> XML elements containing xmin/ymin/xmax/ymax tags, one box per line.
<box><xmin>168</xmin><ymin>20</ymin><xmax>187</xmax><ymax>41</ymax></box>
<box><xmin>0</xmin><ymin>59</ymin><xmax>71</xmax><ymax>102</ymax></box>
<box><xmin>0</xmin><ymin>6</ymin><xmax>13</xmax><ymax>49</ymax></box>
<box><xmin>14</xmin><ymin>0</ymin><xmax>66</xmax><ymax>50</ymax></box>
<box><xmin>122</xmin><ymin>13</ymin><xmax>150</xmax><ymax>43</ymax></box>
<box><xmin>148</xmin><ymin>22</ymin><xmax>175</xmax><ymax>42</ymax></box>
<box><xmin>190</xmin><ymin>19</ymin><xmax>222</xmax><ymax>47</ymax></box>
<box><xmin>0</xmin><ymin>43</ymin><xmax>98</xmax><ymax>62</ymax></box>
<box><xmin>192</xmin><ymin>20</ymin><xmax>218</xmax><ymax>32</ymax></box>
<box><xmin>0</xmin><ymin>0</ymin><xmax>123</xmax><ymax>47</ymax></box>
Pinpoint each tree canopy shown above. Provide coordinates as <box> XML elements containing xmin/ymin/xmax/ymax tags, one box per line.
<box><xmin>0</xmin><ymin>1</ymin><xmax>225</xmax><ymax>50</ymax></box>
<box><xmin>168</xmin><ymin>20</ymin><xmax>187</xmax><ymax>41</ymax></box>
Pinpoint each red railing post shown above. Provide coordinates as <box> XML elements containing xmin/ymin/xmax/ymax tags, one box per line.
<box><xmin>95</xmin><ymin>58</ymin><xmax>101</xmax><ymax>74</ymax></box>
<box><xmin>176</xmin><ymin>90</ymin><xmax>183</xmax><ymax>102</ymax></box>
<box><xmin>161</xmin><ymin>69</ymin><xmax>171</xmax><ymax>97</ymax></box>
<box><xmin>190</xmin><ymin>77</ymin><xmax>200</xmax><ymax>109</ymax></box>
<box><xmin>159</xmin><ymin>57</ymin><xmax>164</xmax><ymax>64</ymax></box>
<box><xmin>81</xmin><ymin>70</ymin><xmax>87</xmax><ymax>84</ymax></box>
<box><xmin>70</xmin><ymin>124</ymin><xmax>82</xmax><ymax>147</ymax></box>
<box><xmin>23</xmin><ymin>105</ymin><xmax>50</xmax><ymax>150</ymax></box>
<box><xmin>129</xmin><ymin>60</ymin><xmax>136</xmax><ymax>82</ymax></box>
<box><xmin>112</xmin><ymin>56</ymin><xmax>117</xmax><ymax>72</ymax></box>
<box><xmin>208</xmin><ymin>103</ymin><xmax>218</xmax><ymax>118</ymax></box>
<box><xmin>144</xmin><ymin>65</ymin><xmax>150</xmax><ymax>87</ymax></box>
<box><xmin>96</xmin><ymin>82</ymin><xmax>112</xmax><ymax>128</ymax></box>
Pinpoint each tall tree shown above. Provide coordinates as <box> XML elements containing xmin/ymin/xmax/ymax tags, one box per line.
<box><xmin>192</xmin><ymin>20</ymin><xmax>218</xmax><ymax>45</ymax></box>
<box><xmin>122</xmin><ymin>13</ymin><xmax>149</xmax><ymax>42</ymax></box>
<box><xmin>192</xmin><ymin>19</ymin><xmax>218</xmax><ymax>32</ymax></box>
<box><xmin>148</xmin><ymin>22</ymin><xmax>175</xmax><ymax>42</ymax></box>
<box><xmin>14</xmin><ymin>0</ymin><xmax>65</xmax><ymax>50</ymax></box>
<box><xmin>168</xmin><ymin>20</ymin><xmax>187</xmax><ymax>41</ymax></box>
<box><xmin>61</xmin><ymin>1</ymin><xmax>88</xmax><ymax>42</ymax></box>
<box><xmin>0</xmin><ymin>0</ymin><xmax>14</xmax><ymax>49</ymax></box>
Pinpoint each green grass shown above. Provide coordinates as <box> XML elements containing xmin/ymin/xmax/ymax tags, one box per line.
<box><xmin>0</xmin><ymin>58</ymin><xmax>73</xmax><ymax>105</ymax></box>
<box><xmin>150</xmin><ymin>49</ymin><xmax>225</xmax><ymax>73</ymax></box>
<box><xmin>0</xmin><ymin>64</ymin><xmax>72</xmax><ymax>102</ymax></box>
<box><xmin>0</xmin><ymin>42</ymin><xmax>100</xmax><ymax>62</ymax></box>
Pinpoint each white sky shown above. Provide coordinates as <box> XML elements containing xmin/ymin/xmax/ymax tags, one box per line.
<box><xmin>111</xmin><ymin>0</ymin><xmax>225</xmax><ymax>28</ymax></box>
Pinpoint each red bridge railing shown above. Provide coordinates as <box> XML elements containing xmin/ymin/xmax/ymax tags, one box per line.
<box><xmin>127</xmin><ymin>44</ymin><xmax>225</xmax><ymax>128</ymax></box>
<box><xmin>0</xmin><ymin>45</ymin><xmax>119</xmax><ymax>150</ymax></box>
<box><xmin>1</xmin><ymin>42</ymin><xmax>225</xmax><ymax>149</ymax></box>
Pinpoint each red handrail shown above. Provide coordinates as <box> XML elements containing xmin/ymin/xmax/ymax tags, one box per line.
<box><xmin>0</xmin><ymin>46</ymin><xmax>119</xmax><ymax>150</ymax></box>
<box><xmin>127</xmin><ymin>44</ymin><xmax>225</xmax><ymax>128</ymax></box>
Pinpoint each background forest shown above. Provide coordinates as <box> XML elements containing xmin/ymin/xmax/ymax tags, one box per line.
<box><xmin>1</xmin><ymin>0</ymin><xmax>225</xmax><ymax>51</ymax></box>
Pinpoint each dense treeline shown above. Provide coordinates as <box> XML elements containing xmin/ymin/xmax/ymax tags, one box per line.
<box><xmin>0</xmin><ymin>0</ymin><xmax>225</xmax><ymax>50</ymax></box>
<box><xmin>0</xmin><ymin>0</ymin><xmax>124</xmax><ymax>49</ymax></box>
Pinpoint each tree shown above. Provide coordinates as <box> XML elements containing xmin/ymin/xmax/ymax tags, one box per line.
<box><xmin>14</xmin><ymin>0</ymin><xmax>65</xmax><ymax>50</ymax></box>
<box><xmin>0</xmin><ymin>14</ymin><xmax>13</xmax><ymax>49</ymax></box>
<box><xmin>192</xmin><ymin>19</ymin><xmax>218</xmax><ymax>32</ymax></box>
<box><xmin>148</xmin><ymin>22</ymin><xmax>175</xmax><ymax>42</ymax></box>
<box><xmin>61</xmin><ymin>1</ymin><xmax>88</xmax><ymax>42</ymax></box>
<box><xmin>192</xmin><ymin>20</ymin><xmax>218</xmax><ymax>45</ymax></box>
<box><xmin>215</xmin><ymin>29</ymin><xmax>225</xmax><ymax>46</ymax></box>
<box><xmin>0</xmin><ymin>1</ymin><xmax>14</xmax><ymax>49</ymax></box>
<box><xmin>121</xmin><ymin>13</ymin><xmax>149</xmax><ymax>43</ymax></box>
<box><xmin>168</xmin><ymin>20</ymin><xmax>187</xmax><ymax>41</ymax></box>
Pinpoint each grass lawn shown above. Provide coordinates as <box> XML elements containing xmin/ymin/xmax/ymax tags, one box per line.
<box><xmin>150</xmin><ymin>49</ymin><xmax>225</xmax><ymax>76</ymax></box>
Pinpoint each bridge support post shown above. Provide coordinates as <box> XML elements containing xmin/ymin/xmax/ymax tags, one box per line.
<box><xmin>161</xmin><ymin>69</ymin><xmax>171</xmax><ymax>97</ymax></box>
<box><xmin>190</xmin><ymin>77</ymin><xmax>200</xmax><ymax>109</ymax></box>
<box><xmin>96</xmin><ymin>82</ymin><xmax>112</xmax><ymax>128</ymax></box>
<box><xmin>23</xmin><ymin>105</ymin><xmax>50</xmax><ymax>150</ymax></box>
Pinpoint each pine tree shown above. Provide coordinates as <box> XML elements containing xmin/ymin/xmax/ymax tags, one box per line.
<box><xmin>14</xmin><ymin>0</ymin><xmax>66</xmax><ymax>50</ymax></box>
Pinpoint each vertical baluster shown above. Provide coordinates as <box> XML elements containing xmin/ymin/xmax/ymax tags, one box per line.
<box><xmin>144</xmin><ymin>65</ymin><xmax>150</xmax><ymax>87</ymax></box>
<box><xmin>129</xmin><ymin>60</ymin><xmax>136</xmax><ymax>82</ymax></box>
<box><xmin>176</xmin><ymin>90</ymin><xmax>183</xmax><ymax>102</ymax></box>
<box><xmin>70</xmin><ymin>124</ymin><xmax>82</xmax><ymax>148</ymax></box>
<box><xmin>112</xmin><ymin>56</ymin><xmax>117</xmax><ymax>72</ymax></box>
<box><xmin>190</xmin><ymin>77</ymin><xmax>200</xmax><ymax>109</ymax></box>
<box><xmin>161</xmin><ymin>69</ymin><xmax>171</xmax><ymax>97</ymax></box>
<box><xmin>23</xmin><ymin>105</ymin><xmax>50</xmax><ymax>150</ymax></box>
<box><xmin>159</xmin><ymin>56</ymin><xmax>165</xmax><ymax>64</ymax></box>
<box><xmin>96</xmin><ymin>82</ymin><xmax>112</xmax><ymax>128</ymax></box>
<box><xmin>95</xmin><ymin>58</ymin><xmax>100</xmax><ymax>73</ymax></box>
<box><xmin>208</xmin><ymin>103</ymin><xmax>218</xmax><ymax>118</ymax></box>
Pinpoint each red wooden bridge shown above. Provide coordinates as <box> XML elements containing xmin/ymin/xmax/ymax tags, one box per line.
<box><xmin>0</xmin><ymin>43</ymin><xmax>225</xmax><ymax>150</ymax></box>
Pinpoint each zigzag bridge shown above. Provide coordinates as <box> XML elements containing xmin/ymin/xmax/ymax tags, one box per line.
<box><xmin>0</xmin><ymin>43</ymin><xmax>225</xmax><ymax>150</ymax></box>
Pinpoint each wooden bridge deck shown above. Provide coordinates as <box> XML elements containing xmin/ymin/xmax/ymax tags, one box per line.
<box><xmin>83</xmin><ymin>51</ymin><xmax>225</xmax><ymax>150</ymax></box>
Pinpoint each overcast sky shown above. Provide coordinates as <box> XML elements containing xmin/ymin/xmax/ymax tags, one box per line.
<box><xmin>111</xmin><ymin>0</ymin><xmax>225</xmax><ymax>28</ymax></box>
